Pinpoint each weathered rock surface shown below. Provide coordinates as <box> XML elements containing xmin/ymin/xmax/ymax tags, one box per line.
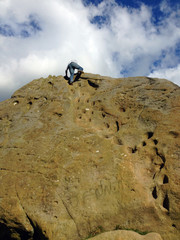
<box><xmin>0</xmin><ymin>73</ymin><xmax>180</xmax><ymax>240</ymax></box>
<box><xmin>89</xmin><ymin>230</ymin><xmax>163</xmax><ymax>240</ymax></box>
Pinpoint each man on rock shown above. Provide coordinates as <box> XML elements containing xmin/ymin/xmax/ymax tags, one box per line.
<box><xmin>65</xmin><ymin>61</ymin><xmax>84</xmax><ymax>85</ymax></box>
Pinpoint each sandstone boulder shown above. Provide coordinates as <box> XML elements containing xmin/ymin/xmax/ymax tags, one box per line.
<box><xmin>88</xmin><ymin>230</ymin><xmax>163</xmax><ymax>240</ymax></box>
<box><xmin>0</xmin><ymin>73</ymin><xmax>180</xmax><ymax>240</ymax></box>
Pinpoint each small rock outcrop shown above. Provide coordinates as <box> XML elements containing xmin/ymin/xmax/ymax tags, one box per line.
<box><xmin>0</xmin><ymin>73</ymin><xmax>180</xmax><ymax>240</ymax></box>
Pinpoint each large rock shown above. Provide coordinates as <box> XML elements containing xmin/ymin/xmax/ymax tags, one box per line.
<box><xmin>88</xmin><ymin>230</ymin><xmax>163</xmax><ymax>240</ymax></box>
<box><xmin>0</xmin><ymin>73</ymin><xmax>180</xmax><ymax>240</ymax></box>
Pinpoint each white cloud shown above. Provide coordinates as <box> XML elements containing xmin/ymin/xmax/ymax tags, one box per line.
<box><xmin>149</xmin><ymin>64</ymin><xmax>180</xmax><ymax>86</ymax></box>
<box><xmin>0</xmin><ymin>0</ymin><xmax>180</xmax><ymax>101</ymax></box>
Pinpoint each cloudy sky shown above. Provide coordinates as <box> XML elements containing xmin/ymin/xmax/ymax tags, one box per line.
<box><xmin>0</xmin><ymin>0</ymin><xmax>180</xmax><ymax>101</ymax></box>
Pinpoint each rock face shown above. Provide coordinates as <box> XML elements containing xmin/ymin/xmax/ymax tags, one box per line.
<box><xmin>89</xmin><ymin>230</ymin><xmax>163</xmax><ymax>240</ymax></box>
<box><xmin>0</xmin><ymin>73</ymin><xmax>180</xmax><ymax>240</ymax></box>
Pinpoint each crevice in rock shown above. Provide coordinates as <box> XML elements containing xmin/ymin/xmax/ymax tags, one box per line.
<box><xmin>160</xmin><ymin>163</ymin><xmax>165</xmax><ymax>170</ymax></box>
<box><xmin>26</xmin><ymin>215</ymin><xmax>49</xmax><ymax>240</ymax></box>
<box><xmin>132</xmin><ymin>146</ymin><xmax>137</xmax><ymax>153</ymax></box>
<box><xmin>88</xmin><ymin>80</ymin><xmax>99</xmax><ymax>89</ymax></box>
<box><xmin>116</xmin><ymin>121</ymin><xmax>119</xmax><ymax>132</ymax></box>
<box><xmin>142</xmin><ymin>141</ymin><xmax>146</xmax><ymax>146</ymax></box>
<box><xmin>61</xmin><ymin>199</ymin><xmax>80</xmax><ymax>237</ymax></box>
<box><xmin>155</xmin><ymin>147</ymin><xmax>166</xmax><ymax>163</ymax></box>
<box><xmin>152</xmin><ymin>186</ymin><xmax>158</xmax><ymax>199</ymax></box>
<box><xmin>163</xmin><ymin>194</ymin><xmax>169</xmax><ymax>211</ymax></box>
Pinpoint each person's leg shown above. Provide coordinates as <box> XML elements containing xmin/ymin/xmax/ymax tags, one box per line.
<box><xmin>78</xmin><ymin>66</ymin><xmax>83</xmax><ymax>72</ymax></box>
<box><xmin>69</xmin><ymin>64</ymin><xmax>74</xmax><ymax>83</ymax></box>
<box><xmin>71</xmin><ymin>62</ymin><xmax>83</xmax><ymax>72</ymax></box>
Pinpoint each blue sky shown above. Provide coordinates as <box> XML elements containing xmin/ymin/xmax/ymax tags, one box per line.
<box><xmin>0</xmin><ymin>0</ymin><xmax>180</xmax><ymax>101</ymax></box>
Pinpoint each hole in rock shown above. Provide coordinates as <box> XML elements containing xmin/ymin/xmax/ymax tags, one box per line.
<box><xmin>89</xmin><ymin>118</ymin><xmax>91</xmax><ymax>122</ymax></box>
<box><xmin>48</xmin><ymin>81</ymin><xmax>53</xmax><ymax>86</ymax></box>
<box><xmin>102</xmin><ymin>113</ymin><xmax>106</xmax><ymax>118</ymax></box>
<box><xmin>116</xmin><ymin>121</ymin><xmax>120</xmax><ymax>132</ymax></box>
<box><xmin>142</xmin><ymin>141</ymin><xmax>146</xmax><ymax>146</ymax></box>
<box><xmin>147</xmin><ymin>132</ymin><xmax>154</xmax><ymax>139</ymax></box>
<box><xmin>153</xmin><ymin>139</ymin><xmax>158</xmax><ymax>145</ymax></box>
<box><xmin>163</xmin><ymin>194</ymin><xmax>169</xmax><ymax>211</ymax></box>
<box><xmin>88</xmin><ymin>80</ymin><xmax>99</xmax><ymax>89</ymax></box>
<box><xmin>120</xmin><ymin>107</ymin><xmax>126</xmax><ymax>112</ymax></box>
<box><xmin>91</xmin><ymin>111</ymin><xmax>94</xmax><ymax>115</ymax></box>
<box><xmin>172</xmin><ymin>224</ymin><xmax>176</xmax><ymax>228</ymax></box>
<box><xmin>28</xmin><ymin>101</ymin><xmax>33</xmax><ymax>105</ymax></box>
<box><xmin>132</xmin><ymin>146</ymin><xmax>137</xmax><ymax>153</ymax></box>
<box><xmin>163</xmin><ymin>175</ymin><xmax>169</xmax><ymax>184</ymax></box>
<box><xmin>105</xmin><ymin>123</ymin><xmax>110</xmax><ymax>128</ymax></box>
<box><xmin>105</xmin><ymin>135</ymin><xmax>110</xmax><ymax>139</ymax></box>
<box><xmin>152</xmin><ymin>186</ymin><xmax>158</xmax><ymax>199</ymax></box>
<box><xmin>54</xmin><ymin>112</ymin><xmax>62</xmax><ymax>117</ymax></box>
